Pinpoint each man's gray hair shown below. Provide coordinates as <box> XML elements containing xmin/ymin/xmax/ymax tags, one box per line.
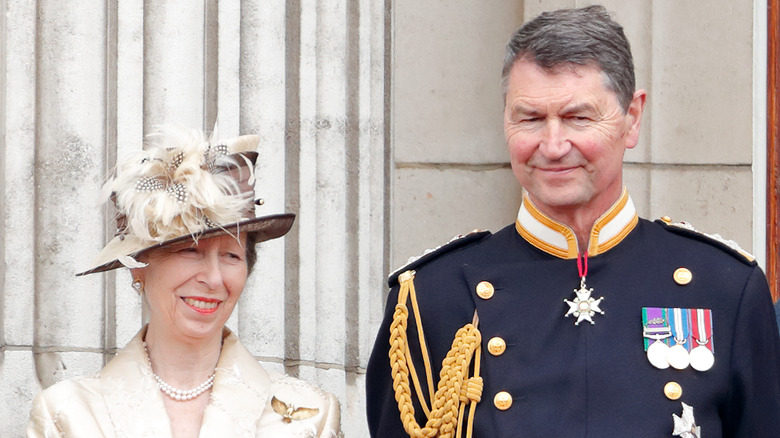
<box><xmin>502</xmin><ymin>5</ymin><xmax>635</xmax><ymax>111</ymax></box>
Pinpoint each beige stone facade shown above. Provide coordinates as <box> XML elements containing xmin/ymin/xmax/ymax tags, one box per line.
<box><xmin>0</xmin><ymin>1</ymin><xmax>767</xmax><ymax>436</ymax></box>
<box><xmin>392</xmin><ymin>0</ymin><xmax>765</xmax><ymax>271</ymax></box>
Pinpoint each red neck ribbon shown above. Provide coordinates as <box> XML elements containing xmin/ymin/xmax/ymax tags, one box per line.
<box><xmin>577</xmin><ymin>251</ymin><xmax>588</xmax><ymax>278</ymax></box>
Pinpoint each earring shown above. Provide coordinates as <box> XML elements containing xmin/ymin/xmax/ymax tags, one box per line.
<box><xmin>132</xmin><ymin>279</ymin><xmax>143</xmax><ymax>293</ymax></box>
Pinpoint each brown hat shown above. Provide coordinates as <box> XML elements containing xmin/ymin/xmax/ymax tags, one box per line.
<box><xmin>77</xmin><ymin>127</ymin><xmax>294</xmax><ymax>276</ymax></box>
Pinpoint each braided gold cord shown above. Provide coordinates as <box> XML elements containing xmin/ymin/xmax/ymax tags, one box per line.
<box><xmin>389</xmin><ymin>271</ymin><xmax>483</xmax><ymax>438</ymax></box>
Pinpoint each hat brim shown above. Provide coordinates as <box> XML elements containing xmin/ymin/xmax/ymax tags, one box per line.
<box><xmin>76</xmin><ymin>213</ymin><xmax>296</xmax><ymax>276</ymax></box>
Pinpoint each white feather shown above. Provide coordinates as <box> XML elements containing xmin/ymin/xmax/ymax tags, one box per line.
<box><xmin>94</xmin><ymin>125</ymin><xmax>261</xmax><ymax>268</ymax></box>
<box><xmin>98</xmin><ymin>178</ymin><xmax>114</xmax><ymax>206</ymax></box>
<box><xmin>239</xmin><ymin>153</ymin><xmax>256</xmax><ymax>186</ymax></box>
<box><xmin>118</xmin><ymin>255</ymin><xmax>148</xmax><ymax>269</ymax></box>
<box><xmin>130</xmin><ymin>217</ymin><xmax>153</xmax><ymax>241</ymax></box>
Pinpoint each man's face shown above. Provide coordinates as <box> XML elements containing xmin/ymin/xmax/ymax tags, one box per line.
<box><xmin>504</xmin><ymin>60</ymin><xmax>645</xmax><ymax>219</ymax></box>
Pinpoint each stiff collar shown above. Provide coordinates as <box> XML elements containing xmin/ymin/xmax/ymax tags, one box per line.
<box><xmin>515</xmin><ymin>187</ymin><xmax>638</xmax><ymax>259</ymax></box>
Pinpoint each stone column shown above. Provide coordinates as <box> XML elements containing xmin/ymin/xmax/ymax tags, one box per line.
<box><xmin>0</xmin><ymin>1</ymin><xmax>386</xmax><ymax>436</ymax></box>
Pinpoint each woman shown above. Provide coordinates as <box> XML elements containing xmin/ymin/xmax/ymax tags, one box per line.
<box><xmin>27</xmin><ymin>127</ymin><xmax>341</xmax><ymax>437</ymax></box>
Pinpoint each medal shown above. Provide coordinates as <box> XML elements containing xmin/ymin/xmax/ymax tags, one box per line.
<box><xmin>642</xmin><ymin>307</ymin><xmax>672</xmax><ymax>369</ymax></box>
<box><xmin>666</xmin><ymin>308</ymin><xmax>690</xmax><ymax>370</ymax></box>
<box><xmin>647</xmin><ymin>341</ymin><xmax>671</xmax><ymax>369</ymax></box>
<box><xmin>689</xmin><ymin>308</ymin><xmax>715</xmax><ymax>371</ymax></box>
<box><xmin>563</xmin><ymin>252</ymin><xmax>605</xmax><ymax>325</ymax></box>
<box><xmin>672</xmin><ymin>402</ymin><xmax>702</xmax><ymax>438</ymax></box>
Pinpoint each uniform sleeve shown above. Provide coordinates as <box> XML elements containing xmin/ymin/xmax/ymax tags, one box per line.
<box><xmin>26</xmin><ymin>392</ymin><xmax>63</xmax><ymax>438</ymax></box>
<box><xmin>366</xmin><ymin>285</ymin><xmax>404</xmax><ymax>438</ymax></box>
<box><xmin>722</xmin><ymin>266</ymin><xmax>780</xmax><ymax>437</ymax></box>
<box><xmin>366</xmin><ymin>284</ymin><xmax>423</xmax><ymax>438</ymax></box>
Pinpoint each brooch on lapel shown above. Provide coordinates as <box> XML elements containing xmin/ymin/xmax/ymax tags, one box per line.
<box><xmin>271</xmin><ymin>396</ymin><xmax>320</xmax><ymax>423</ymax></box>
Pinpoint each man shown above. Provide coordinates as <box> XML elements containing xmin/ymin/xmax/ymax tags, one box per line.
<box><xmin>366</xmin><ymin>5</ymin><xmax>780</xmax><ymax>438</ymax></box>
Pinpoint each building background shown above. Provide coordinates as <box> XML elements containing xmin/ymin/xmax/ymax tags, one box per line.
<box><xmin>0</xmin><ymin>1</ymin><xmax>769</xmax><ymax>436</ymax></box>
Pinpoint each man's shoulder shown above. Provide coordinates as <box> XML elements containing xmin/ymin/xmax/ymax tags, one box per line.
<box><xmin>388</xmin><ymin>229</ymin><xmax>493</xmax><ymax>287</ymax></box>
<box><xmin>644</xmin><ymin>217</ymin><xmax>756</xmax><ymax>267</ymax></box>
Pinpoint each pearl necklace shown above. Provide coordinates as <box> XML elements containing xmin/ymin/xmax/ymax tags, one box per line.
<box><xmin>143</xmin><ymin>341</ymin><xmax>216</xmax><ymax>402</ymax></box>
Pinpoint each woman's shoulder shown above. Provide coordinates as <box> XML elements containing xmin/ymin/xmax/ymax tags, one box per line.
<box><xmin>266</xmin><ymin>371</ymin><xmax>339</xmax><ymax>407</ymax></box>
<box><xmin>34</xmin><ymin>374</ymin><xmax>102</xmax><ymax>406</ymax></box>
<box><xmin>28</xmin><ymin>374</ymin><xmax>112</xmax><ymax>437</ymax></box>
<box><xmin>262</xmin><ymin>371</ymin><xmax>342</xmax><ymax>437</ymax></box>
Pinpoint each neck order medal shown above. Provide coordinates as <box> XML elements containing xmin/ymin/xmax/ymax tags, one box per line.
<box><xmin>564</xmin><ymin>252</ymin><xmax>605</xmax><ymax>325</ymax></box>
<box><xmin>564</xmin><ymin>276</ymin><xmax>605</xmax><ymax>325</ymax></box>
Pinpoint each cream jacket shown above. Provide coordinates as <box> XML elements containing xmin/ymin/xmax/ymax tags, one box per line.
<box><xmin>27</xmin><ymin>327</ymin><xmax>341</xmax><ymax>437</ymax></box>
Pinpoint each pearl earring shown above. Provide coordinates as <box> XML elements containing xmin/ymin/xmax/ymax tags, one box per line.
<box><xmin>132</xmin><ymin>279</ymin><xmax>144</xmax><ymax>293</ymax></box>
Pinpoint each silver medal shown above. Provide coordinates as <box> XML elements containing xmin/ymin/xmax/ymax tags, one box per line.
<box><xmin>647</xmin><ymin>340</ymin><xmax>671</xmax><ymax>369</ymax></box>
<box><xmin>666</xmin><ymin>308</ymin><xmax>690</xmax><ymax>370</ymax></box>
<box><xmin>643</xmin><ymin>313</ymin><xmax>672</xmax><ymax>369</ymax></box>
<box><xmin>689</xmin><ymin>345</ymin><xmax>714</xmax><ymax>371</ymax></box>
<box><xmin>672</xmin><ymin>402</ymin><xmax>702</xmax><ymax>438</ymax></box>
<box><xmin>689</xmin><ymin>309</ymin><xmax>714</xmax><ymax>372</ymax></box>
<box><xmin>667</xmin><ymin>343</ymin><xmax>690</xmax><ymax>370</ymax></box>
<box><xmin>563</xmin><ymin>277</ymin><xmax>604</xmax><ymax>325</ymax></box>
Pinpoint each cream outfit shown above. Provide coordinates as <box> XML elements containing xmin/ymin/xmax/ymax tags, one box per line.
<box><xmin>27</xmin><ymin>326</ymin><xmax>341</xmax><ymax>437</ymax></box>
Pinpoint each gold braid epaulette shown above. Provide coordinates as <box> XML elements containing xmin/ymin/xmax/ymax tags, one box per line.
<box><xmin>389</xmin><ymin>270</ymin><xmax>483</xmax><ymax>438</ymax></box>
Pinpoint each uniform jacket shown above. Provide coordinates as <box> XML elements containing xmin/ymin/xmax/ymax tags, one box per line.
<box><xmin>366</xmin><ymin>191</ymin><xmax>780</xmax><ymax>438</ymax></box>
<box><xmin>775</xmin><ymin>300</ymin><xmax>780</xmax><ymax>336</ymax></box>
<box><xmin>28</xmin><ymin>326</ymin><xmax>341</xmax><ymax>437</ymax></box>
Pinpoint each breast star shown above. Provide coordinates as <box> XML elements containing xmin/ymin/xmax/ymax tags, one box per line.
<box><xmin>672</xmin><ymin>402</ymin><xmax>701</xmax><ymax>438</ymax></box>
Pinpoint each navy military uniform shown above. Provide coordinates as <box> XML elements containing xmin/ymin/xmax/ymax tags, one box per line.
<box><xmin>776</xmin><ymin>300</ymin><xmax>780</xmax><ymax>336</ymax></box>
<box><xmin>367</xmin><ymin>190</ymin><xmax>780</xmax><ymax>437</ymax></box>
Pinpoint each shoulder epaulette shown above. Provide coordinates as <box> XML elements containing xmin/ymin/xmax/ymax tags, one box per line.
<box><xmin>655</xmin><ymin>217</ymin><xmax>756</xmax><ymax>266</ymax></box>
<box><xmin>388</xmin><ymin>229</ymin><xmax>491</xmax><ymax>286</ymax></box>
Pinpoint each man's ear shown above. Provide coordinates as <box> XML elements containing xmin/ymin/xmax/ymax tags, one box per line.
<box><xmin>624</xmin><ymin>89</ymin><xmax>647</xmax><ymax>150</ymax></box>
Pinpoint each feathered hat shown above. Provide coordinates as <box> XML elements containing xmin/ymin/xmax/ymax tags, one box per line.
<box><xmin>77</xmin><ymin>126</ymin><xmax>295</xmax><ymax>276</ymax></box>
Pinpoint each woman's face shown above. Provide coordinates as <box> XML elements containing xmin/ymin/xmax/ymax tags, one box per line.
<box><xmin>134</xmin><ymin>234</ymin><xmax>249</xmax><ymax>342</ymax></box>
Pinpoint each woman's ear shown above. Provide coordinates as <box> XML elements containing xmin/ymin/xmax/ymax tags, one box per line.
<box><xmin>130</xmin><ymin>269</ymin><xmax>144</xmax><ymax>294</ymax></box>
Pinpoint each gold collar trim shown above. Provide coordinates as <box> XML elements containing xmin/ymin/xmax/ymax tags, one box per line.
<box><xmin>515</xmin><ymin>188</ymin><xmax>638</xmax><ymax>259</ymax></box>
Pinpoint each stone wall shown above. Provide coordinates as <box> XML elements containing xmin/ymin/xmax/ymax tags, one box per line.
<box><xmin>0</xmin><ymin>1</ymin><xmax>385</xmax><ymax>437</ymax></box>
<box><xmin>0</xmin><ymin>0</ymin><xmax>765</xmax><ymax>436</ymax></box>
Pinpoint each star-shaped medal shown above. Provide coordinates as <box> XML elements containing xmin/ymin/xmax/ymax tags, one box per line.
<box><xmin>564</xmin><ymin>279</ymin><xmax>605</xmax><ymax>325</ymax></box>
<box><xmin>672</xmin><ymin>402</ymin><xmax>701</xmax><ymax>438</ymax></box>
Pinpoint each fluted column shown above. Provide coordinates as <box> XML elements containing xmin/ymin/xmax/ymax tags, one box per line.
<box><xmin>236</xmin><ymin>0</ymin><xmax>290</xmax><ymax>371</ymax></box>
<box><xmin>33</xmin><ymin>0</ymin><xmax>107</xmax><ymax>388</ymax></box>
<box><xmin>1</xmin><ymin>1</ymin><xmax>386</xmax><ymax>437</ymax></box>
<box><xmin>1</xmin><ymin>2</ymin><xmax>41</xmax><ymax>437</ymax></box>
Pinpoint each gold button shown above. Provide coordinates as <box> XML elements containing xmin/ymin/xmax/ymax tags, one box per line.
<box><xmin>476</xmin><ymin>281</ymin><xmax>494</xmax><ymax>299</ymax></box>
<box><xmin>487</xmin><ymin>337</ymin><xmax>507</xmax><ymax>356</ymax></box>
<box><xmin>664</xmin><ymin>381</ymin><xmax>683</xmax><ymax>400</ymax></box>
<box><xmin>493</xmin><ymin>391</ymin><xmax>513</xmax><ymax>410</ymax></box>
<box><xmin>661</xmin><ymin>216</ymin><xmax>672</xmax><ymax>224</ymax></box>
<box><xmin>673</xmin><ymin>268</ymin><xmax>692</xmax><ymax>285</ymax></box>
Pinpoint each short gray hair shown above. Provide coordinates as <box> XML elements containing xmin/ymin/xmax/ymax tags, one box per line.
<box><xmin>502</xmin><ymin>5</ymin><xmax>635</xmax><ymax>111</ymax></box>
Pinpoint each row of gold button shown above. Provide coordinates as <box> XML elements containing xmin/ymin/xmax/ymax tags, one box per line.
<box><xmin>490</xmin><ymin>382</ymin><xmax>684</xmax><ymax>411</ymax></box>
<box><xmin>477</xmin><ymin>280</ymin><xmax>511</xmax><ymax>410</ymax></box>
<box><xmin>479</xmin><ymin>269</ymin><xmax>691</xmax><ymax>300</ymax></box>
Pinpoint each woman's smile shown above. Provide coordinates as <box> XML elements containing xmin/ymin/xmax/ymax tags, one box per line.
<box><xmin>182</xmin><ymin>297</ymin><xmax>221</xmax><ymax>314</ymax></box>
